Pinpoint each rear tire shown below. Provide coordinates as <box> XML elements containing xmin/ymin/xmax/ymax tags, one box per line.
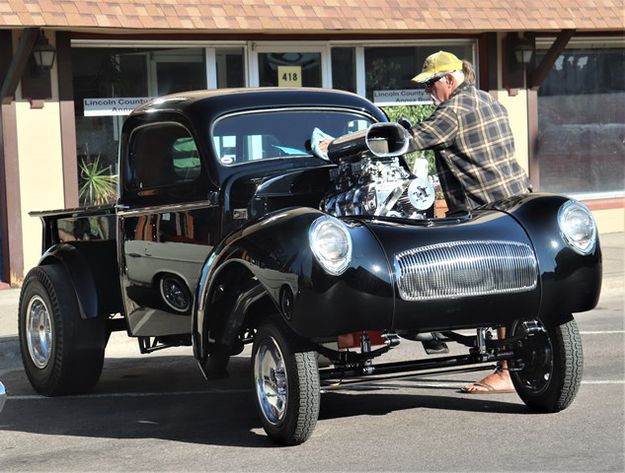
<box><xmin>18</xmin><ymin>265</ymin><xmax>107</xmax><ymax>396</ymax></box>
<box><xmin>511</xmin><ymin>317</ymin><xmax>583</xmax><ymax>412</ymax></box>
<box><xmin>251</xmin><ymin>318</ymin><xmax>320</xmax><ymax>445</ymax></box>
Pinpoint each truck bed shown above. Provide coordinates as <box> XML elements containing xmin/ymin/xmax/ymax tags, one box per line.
<box><xmin>30</xmin><ymin>204</ymin><xmax>116</xmax><ymax>251</ymax></box>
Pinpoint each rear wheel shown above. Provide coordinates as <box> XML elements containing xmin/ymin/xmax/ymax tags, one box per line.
<box><xmin>510</xmin><ymin>317</ymin><xmax>583</xmax><ymax>412</ymax></box>
<box><xmin>251</xmin><ymin>318</ymin><xmax>320</xmax><ymax>445</ymax></box>
<box><xmin>18</xmin><ymin>265</ymin><xmax>107</xmax><ymax>396</ymax></box>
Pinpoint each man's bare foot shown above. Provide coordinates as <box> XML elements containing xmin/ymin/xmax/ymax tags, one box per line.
<box><xmin>461</xmin><ymin>368</ymin><xmax>515</xmax><ymax>394</ymax></box>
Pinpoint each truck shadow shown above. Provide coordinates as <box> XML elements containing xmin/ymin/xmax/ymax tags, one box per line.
<box><xmin>0</xmin><ymin>355</ymin><xmax>529</xmax><ymax>448</ymax></box>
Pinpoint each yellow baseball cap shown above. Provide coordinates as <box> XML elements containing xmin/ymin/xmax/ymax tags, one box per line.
<box><xmin>412</xmin><ymin>51</ymin><xmax>463</xmax><ymax>83</ymax></box>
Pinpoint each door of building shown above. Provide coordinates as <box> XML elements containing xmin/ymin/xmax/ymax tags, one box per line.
<box><xmin>249</xmin><ymin>45</ymin><xmax>331</xmax><ymax>88</ymax></box>
<box><xmin>147</xmin><ymin>49</ymin><xmax>206</xmax><ymax>96</ymax></box>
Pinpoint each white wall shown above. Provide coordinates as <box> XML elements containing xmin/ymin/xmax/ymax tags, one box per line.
<box><xmin>14</xmin><ymin>31</ymin><xmax>65</xmax><ymax>275</ymax></box>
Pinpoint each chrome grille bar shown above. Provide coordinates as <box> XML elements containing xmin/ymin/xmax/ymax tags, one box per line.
<box><xmin>394</xmin><ymin>240</ymin><xmax>538</xmax><ymax>301</ymax></box>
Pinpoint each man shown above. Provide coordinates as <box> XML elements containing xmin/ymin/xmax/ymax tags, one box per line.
<box><xmin>408</xmin><ymin>51</ymin><xmax>532</xmax><ymax>393</ymax></box>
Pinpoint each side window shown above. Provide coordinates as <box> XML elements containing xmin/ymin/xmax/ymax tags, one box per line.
<box><xmin>128</xmin><ymin>123</ymin><xmax>201</xmax><ymax>190</ymax></box>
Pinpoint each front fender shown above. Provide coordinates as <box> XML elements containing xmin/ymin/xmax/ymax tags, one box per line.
<box><xmin>192</xmin><ymin>207</ymin><xmax>393</xmax><ymax>363</ymax></box>
<box><xmin>487</xmin><ymin>193</ymin><xmax>602</xmax><ymax>320</ymax></box>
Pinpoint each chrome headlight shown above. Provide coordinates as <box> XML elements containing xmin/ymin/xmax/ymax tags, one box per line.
<box><xmin>309</xmin><ymin>215</ymin><xmax>352</xmax><ymax>275</ymax></box>
<box><xmin>558</xmin><ymin>200</ymin><xmax>597</xmax><ymax>255</ymax></box>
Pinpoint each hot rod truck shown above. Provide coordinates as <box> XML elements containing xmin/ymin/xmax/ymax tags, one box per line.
<box><xmin>19</xmin><ymin>88</ymin><xmax>601</xmax><ymax>445</ymax></box>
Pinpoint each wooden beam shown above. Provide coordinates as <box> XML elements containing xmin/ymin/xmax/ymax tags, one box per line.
<box><xmin>528</xmin><ymin>29</ymin><xmax>575</xmax><ymax>91</ymax></box>
<box><xmin>0</xmin><ymin>28</ymin><xmax>39</xmax><ymax>104</ymax></box>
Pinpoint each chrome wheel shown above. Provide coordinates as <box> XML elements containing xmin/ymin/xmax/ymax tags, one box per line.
<box><xmin>25</xmin><ymin>295</ymin><xmax>53</xmax><ymax>369</ymax></box>
<box><xmin>254</xmin><ymin>335</ymin><xmax>288</xmax><ymax>425</ymax></box>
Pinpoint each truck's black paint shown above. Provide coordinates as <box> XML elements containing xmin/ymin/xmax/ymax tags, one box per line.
<box><xmin>28</xmin><ymin>88</ymin><xmax>601</xmax><ymax>369</ymax></box>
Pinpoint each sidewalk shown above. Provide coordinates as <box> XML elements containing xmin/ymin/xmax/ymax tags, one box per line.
<box><xmin>0</xmin><ymin>232</ymin><xmax>623</xmax><ymax>340</ymax></box>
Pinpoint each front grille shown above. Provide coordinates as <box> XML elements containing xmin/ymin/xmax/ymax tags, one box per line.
<box><xmin>394</xmin><ymin>240</ymin><xmax>538</xmax><ymax>301</ymax></box>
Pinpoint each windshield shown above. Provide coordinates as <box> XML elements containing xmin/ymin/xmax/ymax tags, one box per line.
<box><xmin>211</xmin><ymin>109</ymin><xmax>375</xmax><ymax>166</ymax></box>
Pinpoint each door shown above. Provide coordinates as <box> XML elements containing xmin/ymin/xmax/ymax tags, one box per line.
<box><xmin>147</xmin><ymin>49</ymin><xmax>207</xmax><ymax>96</ymax></box>
<box><xmin>249</xmin><ymin>44</ymin><xmax>331</xmax><ymax>88</ymax></box>
<box><xmin>118</xmin><ymin>122</ymin><xmax>220</xmax><ymax>337</ymax></box>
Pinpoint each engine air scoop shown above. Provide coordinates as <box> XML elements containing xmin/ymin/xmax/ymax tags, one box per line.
<box><xmin>327</xmin><ymin>122</ymin><xmax>410</xmax><ymax>163</ymax></box>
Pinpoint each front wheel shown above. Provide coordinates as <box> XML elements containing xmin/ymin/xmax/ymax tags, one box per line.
<box><xmin>510</xmin><ymin>317</ymin><xmax>583</xmax><ymax>412</ymax></box>
<box><xmin>251</xmin><ymin>318</ymin><xmax>320</xmax><ymax>445</ymax></box>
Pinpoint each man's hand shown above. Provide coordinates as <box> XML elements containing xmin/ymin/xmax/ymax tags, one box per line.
<box><xmin>318</xmin><ymin>139</ymin><xmax>331</xmax><ymax>155</ymax></box>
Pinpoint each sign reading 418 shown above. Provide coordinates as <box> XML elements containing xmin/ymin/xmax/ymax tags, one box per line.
<box><xmin>278</xmin><ymin>66</ymin><xmax>302</xmax><ymax>87</ymax></box>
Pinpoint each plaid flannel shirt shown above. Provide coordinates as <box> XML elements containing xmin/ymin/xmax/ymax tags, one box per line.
<box><xmin>410</xmin><ymin>82</ymin><xmax>531</xmax><ymax>213</ymax></box>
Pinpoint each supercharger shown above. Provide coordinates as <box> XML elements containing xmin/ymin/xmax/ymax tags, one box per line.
<box><xmin>321</xmin><ymin>123</ymin><xmax>435</xmax><ymax>219</ymax></box>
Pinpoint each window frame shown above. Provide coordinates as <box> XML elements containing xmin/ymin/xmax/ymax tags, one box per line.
<box><xmin>210</xmin><ymin>106</ymin><xmax>379</xmax><ymax>168</ymax></box>
<box><xmin>125</xmin><ymin>121</ymin><xmax>203</xmax><ymax>192</ymax></box>
<box><xmin>533</xmin><ymin>35</ymin><xmax>625</xmax><ymax>200</ymax></box>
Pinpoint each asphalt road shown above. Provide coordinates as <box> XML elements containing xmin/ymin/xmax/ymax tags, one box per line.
<box><xmin>0</xmin><ymin>293</ymin><xmax>623</xmax><ymax>472</ymax></box>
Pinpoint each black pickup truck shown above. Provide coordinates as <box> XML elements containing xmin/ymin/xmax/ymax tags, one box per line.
<box><xmin>19</xmin><ymin>88</ymin><xmax>601</xmax><ymax>445</ymax></box>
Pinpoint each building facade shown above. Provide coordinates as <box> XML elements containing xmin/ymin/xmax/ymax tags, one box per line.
<box><xmin>0</xmin><ymin>1</ymin><xmax>624</xmax><ymax>285</ymax></box>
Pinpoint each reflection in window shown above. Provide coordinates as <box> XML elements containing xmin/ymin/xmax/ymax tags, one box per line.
<box><xmin>537</xmin><ymin>44</ymin><xmax>625</xmax><ymax>195</ymax></box>
<box><xmin>72</xmin><ymin>47</ymin><xmax>207</xmax><ymax>205</ymax></box>
<box><xmin>212</xmin><ymin>110</ymin><xmax>375</xmax><ymax>165</ymax></box>
<box><xmin>258</xmin><ymin>52</ymin><xmax>321</xmax><ymax>87</ymax></box>
<box><xmin>332</xmin><ymin>47</ymin><xmax>356</xmax><ymax>93</ymax></box>
<box><xmin>216</xmin><ymin>48</ymin><xmax>245</xmax><ymax>88</ymax></box>
<box><xmin>128</xmin><ymin>124</ymin><xmax>201</xmax><ymax>189</ymax></box>
<box><xmin>364</xmin><ymin>45</ymin><xmax>474</xmax><ymax>101</ymax></box>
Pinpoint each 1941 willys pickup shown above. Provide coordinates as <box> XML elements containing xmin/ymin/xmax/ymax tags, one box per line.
<box><xmin>19</xmin><ymin>88</ymin><xmax>601</xmax><ymax>445</ymax></box>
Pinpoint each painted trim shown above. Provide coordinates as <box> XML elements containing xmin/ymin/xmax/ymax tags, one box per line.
<box><xmin>526</xmin><ymin>89</ymin><xmax>539</xmax><ymax>190</ymax></box>
<box><xmin>355</xmin><ymin>46</ymin><xmax>365</xmax><ymax>96</ymax></box>
<box><xmin>582</xmin><ymin>197</ymin><xmax>625</xmax><ymax>211</ymax></box>
<box><xmin>0</xmin><ymin>30</ymin><xmax>11</xmax><ymax>282</ymax></box>
<box><xmin>56</xmin><ymin>32</ymin><xmax>79</xmax><ymax>209</ymax></box>
<box><xmin>0</xmin><ymin>102</ymin><xmax>24</xmax><ymax>283</ymax></box>
<box><xmin>71</xmin><ymin>32</ymin><xmax>482</xmax><ymax>42</ymax></box>
<box><xmin>205</xmin><ymin>48</ymin><xmax>217</xmax><ymax>89</ymax></box>
<box><xmin>0</xmin><ymin>28</ymin><xmax>38</xmax><ymax>104</ymax></box>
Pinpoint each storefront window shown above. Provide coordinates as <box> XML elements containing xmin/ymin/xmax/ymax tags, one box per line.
<box><xmin>331</xmin><ymin>47</ymin><xmax>356</xmax><ymax>93</ymax></box>
<box><xmin>364</xmin><ymin>45</ymin><xmax>474</xmax><ymax>105</ymax></box>
<box><xmin>536</xmin><ymin>41</ymin><xmax>625</xmax><ymax>196</ymax></box>
<box><xmin>72</xmin><ymin>47</ymin><xmax>206</xmax><ymax>206</ymax></box>
<box><xmin>258</xmin><ymin>52</ymin><xmax>322</xmax><ymax>87</ymax></box>
<box><xmin>216</xmin><ymin>48</ymin><xmax>244</xmax><ymax>88</ymax></box>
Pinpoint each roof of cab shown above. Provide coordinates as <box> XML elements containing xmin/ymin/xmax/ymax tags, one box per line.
<box><xmin>131</xmin><ymin>87</ymin><xmax>387</xmax><ymax>121</ymax></box>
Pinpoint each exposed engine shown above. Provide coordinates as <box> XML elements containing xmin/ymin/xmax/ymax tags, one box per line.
<box><xmin>321</xmin><ymin>123</ymin><xmax>435</xmax><ymax>219</ymax></box>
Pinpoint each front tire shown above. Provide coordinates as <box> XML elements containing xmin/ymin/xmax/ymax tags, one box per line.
<box><xmin>251</xmin><ymin>318</ymin><xmax>320</xmax><ymax>445</ymax></box>
<box><xmin>511</xmin><ymin>317</ymin><xmax>583</xmax><ymax>412</ymax></box>
<box><xmin>18</xmin><ymin>265</ymin><xmax>107</xmax><ymax>396</ymax></box>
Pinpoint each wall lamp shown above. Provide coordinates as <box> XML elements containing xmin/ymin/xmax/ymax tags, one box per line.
<box><xmin>512</xmin><ymin>33</ymin><xmax>535</xmax><ymax>65</ymax></box>
<box><xmin>32</xmin><ymin>32</ymin><xmax>56</xmax><ymax>72</ymax></box>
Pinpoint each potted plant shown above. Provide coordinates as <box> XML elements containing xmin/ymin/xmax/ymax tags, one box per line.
<box><xmin>78</xmin><ymin>156</ymin><xmax>118</xmax><ymax>206</ymax></box>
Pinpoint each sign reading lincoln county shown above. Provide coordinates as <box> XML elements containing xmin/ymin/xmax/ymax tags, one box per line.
<box><xmin>373</xmin><ymin>89</ymin><xmax>431</xmax><ymax>106</ymax></box>
<box><xmin>83</xmin><ymin>97</ymin><xmax>153</xmax><ymax>117</ymax></box>
<box><xmin>277</xmin><ymin>66</ymin><xmax>302</xmax><ymax>87</ymax></box>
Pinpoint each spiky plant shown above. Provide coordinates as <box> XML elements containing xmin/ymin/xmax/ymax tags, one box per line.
<box><xmin>78</xmin><ymin>156</ymin><xmax>118</xmax><ymax>206</ymax></box>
